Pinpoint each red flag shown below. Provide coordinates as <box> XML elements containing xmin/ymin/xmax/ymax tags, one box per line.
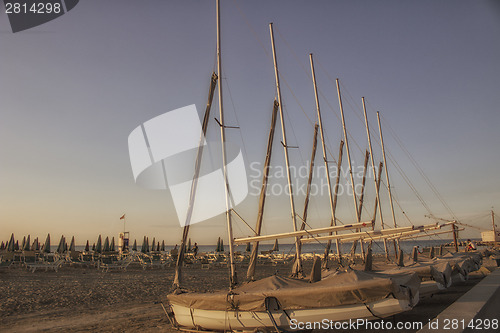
<box><xmin>120</xmin><ymin>214</ymin><xmax>125</xmax><ymax>220</ymax></box>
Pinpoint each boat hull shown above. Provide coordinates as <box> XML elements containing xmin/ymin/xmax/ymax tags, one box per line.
<box><xmin>170</xmin><ymin>296</ymin><xmax>415</xmax><ymax>331</ymax></box>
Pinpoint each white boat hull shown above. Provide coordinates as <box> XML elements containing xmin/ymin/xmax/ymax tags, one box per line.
<box><xmin>170</xmin><ymin>296</ymin><xmax>415</xmax><ymax>331</ymax></box>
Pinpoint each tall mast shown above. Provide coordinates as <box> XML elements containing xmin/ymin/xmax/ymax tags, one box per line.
<box><xmin>216</xmin><ymin>0</ymin><xmax>237</xmax><ymax>287</ymax></box>
<box><xmin>301</xmin><ymin>124</ymin><xmax>319</xmax><ymax>229</ymax></box>
<box><xmin>173</xmin><ymin>73</ymin><xmax>218</xmax><ymax>289</ymax></box>
<box><xmin>376</xmin><ymin>111</ymin><xmax>400</xmax><ymax>255</ymax></box>
<box><xmin>297</xmin><ymin>124</ymin><xmax>319</xmax><ymax>258</ymax></box>
<box><xmin>362</xmin><ymin>98</ymin><xmax>389</xmax><ymax>259</ymax></box>
<box><xmin>309</xmin><ymin>54</ymin><xmax>341</xmax><ymax>260</ymax></box>
<box><xmin>323</xmin><ymin>140</ymin><xmax>344</xmax><ymax>266</ymax></box>
<box><xmin>336</xmin><ymin>79</ymin><xmax>361</xmax><ymax>257</ymax></box>
<box><xmin>355</xmin><ymin>150</ymin><xmax>369</xmax><ymax>258</ymax></box>
<box><xmin>246</xmin><ymin>101</ymin><xmax>279</xmax><ymax>281</ymax></box>
<box><xmin>493</xmin><ymin>210</ymin><xmax>497</xmax><ymax>246</ymax></box>
<box><xmin>269</xmin><ymin>23</ymin><xmax>302</xmax><ymax>277</ymax></box>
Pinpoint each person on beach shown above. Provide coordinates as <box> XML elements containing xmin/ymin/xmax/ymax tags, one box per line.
<box><xmin>171</xmin><ymin>244</ymin><xmax>178</xmax><ymax>260</ymax></box>
<box><xmin>466</xmin><ymin>239</ymin><xmax>476</xmax><ymax>251</ymax></box>
<box><xmin>193</xmin><ymin>243</ymin><xmax>199</xmax><ymax>258</ymax></box>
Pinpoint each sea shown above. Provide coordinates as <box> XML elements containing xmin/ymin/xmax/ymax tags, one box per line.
<box><xmin>68</xmin><ymin>239</ymin><xmax>478</xmax><ymax>255</ymax></box>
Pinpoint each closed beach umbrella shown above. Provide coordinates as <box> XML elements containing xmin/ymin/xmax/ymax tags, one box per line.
<box><xmin>0</xmin><ymin>242</ymin><xmax>4</xmax><ymax>250</ymax></box>
<box><xmin>132</xmin><ymin>239</ymin><xmax>137</xmax><ymax>251</ymax></box>
<box><xmin>85</xmin><ymin>240</ymin><xmax>90</xmax><ymax>252</ymax></box>
<box><xmin>187</xmin><ymin>238</ymin><xmax>192</xmax><ymax>252</ymax></box>
<box><xmin>272</xmin><ymin>239</ymin><xmax>279</xmax><ymax>252</ymax></box>
<box><xmin>216</xmin><ymin>237</ymin><xmax>220</xmax><ymax>252</ymax></box>
<box><xmin>220</xmin><ymin>238</ymin><xmax>224</xmax><ymax>252</ymax></box>
<box><xmin>245</xmin><ymin>242</ymin><xmax>251</xmax><ymax>252</ymax></box>
<box><xmin>21</xmin><ymin>236</ymin><xmax>26</xmax><ymax>250</ymax></box>
<box><xmin>146</xmin><ymin>237</ymin><xmax>150</xmax><ymax>253</ymax></box>
<box><xmin>32</xmin><ymin>237</ymin><xmax>39</xmax><ymax>251</ymax></box>
<box><xmin>7</xmin><ymin>233</ymin><xmax>15</xmax><ymax>252</ymax></box>
<box><xmin>24</xmin><ymin>235</ymin><xmax>31</xmax><ymax>251</ymax></box>
<box><xmin>92</xmin><ymin>243</ymin><xmax>96</xmax><ymax>251</ymax></box>
<box><xmin>160</xmin><ymin>240</ymin><xmax>165</xmax><ymax>252</ymax></box>
<box><xmin>43</xmin><ymin>234</ymin><xmax>51</xmax><ymax>253</ymax></box>
<box><xmin>151</xmin><ymin>238</ymin><xmax>156</xmax><ymax>252</ymax></box>
<box><xmin>56</xmin><ymin>235</ymin><xmax>65</xmax><ymax>253</ymax></box>
<box><xmin>64</xmin><ymin>240</ymin><xmax>68</xmax><ymax>252</ymax></box>
<box><xmin>15</xmin><ymin>240</ymin><xmax>19</xmax><ymax>251</ymax></box>
<box><xmin>69</xmin><ymin>236</ymin><xmax>76</xmax><ymax>252</ymax></box>
<box><xmin>141</xmin><ymin>236</ymin><xmax>146</xmax><ymax>253</ymax></box>
<box><xmin>96</xmin><ymin>235</ymin><xmax>102</xmax><ymax>253</ymax></box>
<box><xmin>103</xmin><ymin>237</ymin><xmax>110</xmax><ymax>252</ymax></box>
<box><xmin>110</xmin><ymin>237</ymin><xmax>115</xmax><ymax>251</ymax></box>
<box><xmin>156</xmin><ymin>243</ymin><xmax>160</xmax><ymax>252</ymax></box>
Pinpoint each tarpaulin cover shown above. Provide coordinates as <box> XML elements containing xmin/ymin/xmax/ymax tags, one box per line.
<box><xmin>168</xmin><ymin>269</ymin><xmax>420</xmax><ymax>312</ymax></box>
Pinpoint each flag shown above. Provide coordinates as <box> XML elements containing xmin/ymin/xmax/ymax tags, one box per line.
<box><xmin>120</xmin><ymin>214</ymin><xmax>125</xmax><ymax>220</ymax></box>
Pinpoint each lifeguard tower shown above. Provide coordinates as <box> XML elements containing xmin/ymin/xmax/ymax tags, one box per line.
<box><xmin>118</xmin><ymin>232</ymin><xmax>130</xmax><ymax>253</ymax></box>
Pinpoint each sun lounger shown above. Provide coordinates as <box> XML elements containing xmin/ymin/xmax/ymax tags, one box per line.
<box><xmin>25</xmin><ymin>257</ymin><xmax>65</xmax><ymax>272</ymax></box>
<box><xmin>0</xmin><ymin>259</ymin><xmax>13</xmax><ymax>270</ymax></box>
<box><xmin>99</xmin><ymin>255</ymin><xmax>133</xmax><ymax>272</ymax></box>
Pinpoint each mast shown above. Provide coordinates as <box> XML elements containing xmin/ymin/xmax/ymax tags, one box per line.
<box><xmin>173</xmin><ymin>73</ymin><xmax>218</xmax><ymax>289</ymax></box>
<box><xmin>336</xmin><ymin>79</ymin><xmax>361</xmax><ymax>259</ymax></box>
<box><xmin>493</xmin><ymin>210</ymin><xmax>497</xmax><ymax>246</ymax></box>
<box><xmin>297</xmin><ymin>124</ymin><xmax>319</xmax><ymax>257</ymax></box>
<box><xmin>217</xmin><ymin>0</ymin><xmax>237</xmax><ymax>287</ymax></box>
<box><xmin>309</xmin><ymin>54</ymin><xmax>341</xmax><ymax>261</ymax></box>
<box><xmin>376</xmin><ymin>111</ymin><xmax>400</xmax><ymax>256</ymax></box>
<box><xmin>354</xmin><ymin>150</ymin><xmax>369</xmax><ymax>258</ymax></box>
<box><xmin>269</xmin><ymin>23</ymin><xmax>302</xmax><ymax>277</ymax></box>
<box><xmin>301</xmin><ymin>124</ymin><xmax>319</xmax><ymax>228</ymax></box>
<box><xmin>452</xmin><ymin>222</ymin><xmax>459</xmax><ymax>252</ymax></box>
<box><xmin>362</xmin><ymin>98</ymin><xmax>389</xmax><ymax>259</ymax></box>
<box><xmin>371</xmin><ymin>161</ymin><xmax>384</xmax><ymax>226</ymax></box>
<box><xmin>246</xmin><ymin>101</ymin><xmax>279</xmax><ymax>281</ymax></box>
<box><xmin>323</xmin><ymin>140</ymin><xmax>344</xmax><ymax>266</ymax></box>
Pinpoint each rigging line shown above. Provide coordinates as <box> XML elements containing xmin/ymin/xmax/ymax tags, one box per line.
<box><xmin>275</xmin><ymin>26</ymin><xmax>366</xmax><ymax>159</ymax></box>
<box><xmin>318</xmin><ymin>85</ymin><xmax>365</xmax><ymax>155</ymax></box>
<box><xmin>231</xmin><ymin>0</ymin><xmax>318</xmax><ymax>135</ymax></box>
<box><xmin>280</xmin><ymin>103</ymin><xmax>324</xmax><ymax>228</ymax></box>
<box><xmin>230</xmin><ymin>0</ymin><xmax>271</xmax><ymax>60</ymax></box>
<box><xmin>231</xmin><ymin>209</ymin><xmax>256</xmax><ymax>234</ymax></box>
<box><xmin>384</xmin><ymin>148</ymin><xmax>434</xmax><ymax>215</ymax></box>
<box><xmin>223</xmin><ymin>77</ymin><xmax>250</xmax><ymax>167</ymax></box>
<box><xmin>274</xmin><ymin>26</ymin><xmax>364</xmax><ymax>164</ymax></box>
<box><xmin>389</xmin><ymin>154</ymin><xmax>434</xmax><ymax>215</ymax></box>
<box><xmin>274</xmin><ymin>25</ymin><xmax>311</xmax><ymax>82</ymax></box>
<box><xmin>313</xmin><ymin>58</ymin><xmax>366</xmax><ymax>155</ymax></box>
<box><xmin>362</xmin><ymin>98</ymin><xmax>455</xmax><ymax>220</ymax></box>
<box><xmin>316</xmin><ymin>57</ymin><xmax>434</xmax><ymax>222</ymax></box>
<box><xmin>388</xmin><ymin>183</ymin><xmax>415</xmax><ymax>226</ymax></box>
<box><xmin>380</xmin><ymin>112</ymin><xmax>458</xmax><ymax>220</ymax></box>
<box><xmin>356</xmin><ymin>103</ymin><xmax>436</xmax><ymax>217</ymax></box>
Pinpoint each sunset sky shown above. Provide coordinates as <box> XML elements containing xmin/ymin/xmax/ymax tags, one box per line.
<box><xmin>1</xmin><ymin>0</ymin><xmax>499</xmax><ymax>246</ymax></box>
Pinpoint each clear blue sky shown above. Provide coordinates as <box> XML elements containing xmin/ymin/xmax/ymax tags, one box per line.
<box><xmin>1</xmin><ymin>0</ymin><xmax>499</xmax><ymax>245</ymax></box>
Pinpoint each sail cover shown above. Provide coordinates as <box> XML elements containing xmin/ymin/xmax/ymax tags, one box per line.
<box><xmin>168</xmin><ymin>269</ymin><xmax>419</xmax><ymax>312</ymax></box>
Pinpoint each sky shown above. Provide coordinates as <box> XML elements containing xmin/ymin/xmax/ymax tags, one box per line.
<box><xmin>1</xmin><ymin>0</ymin><xmax>499</xmax><ymax>246</ymax></box>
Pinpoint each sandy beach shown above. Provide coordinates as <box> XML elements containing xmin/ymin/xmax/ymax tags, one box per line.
<box><xmin>1</xmin><ymin>256</ymin><xmax>494</xmax><ymax>333</ymax></box>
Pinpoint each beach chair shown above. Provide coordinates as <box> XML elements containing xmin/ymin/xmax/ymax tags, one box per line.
<box><xmin>99</xmin><ymin>255</ymin><xmax>133</xmax><ymax>272</ymax></box>
<box><xmin>22</xmin><ymin>251</ymin><xmax>37</xmax><ymax>266</ymax></box>
<box><xmin>26</xmin><ymin>254</ymin><xmax>65</xmax><ymax>272</ymax></box>
<box><xmin>80</xmin><ymin>253</ymin><xmax>96</xmax><ymax>267</ymax></box>
<box><xmin>67</xmin><ymin>251</ymin><xmax>82</xmax><ymax>265</ymax></box>
<box><xmin>0</xmin><ymin>252</ymin><xmax>14</xmax><ymax>270</ymax></box>
<box><xmin>149</xmin><ymin>253</ymin><xmax>167</xmax><ymax>269</ymax></box>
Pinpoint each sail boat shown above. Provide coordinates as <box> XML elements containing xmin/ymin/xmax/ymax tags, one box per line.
<box><xmin>166</xmin><ymin>1</ymin><xmax>422</xmax><ymax>331</ymax></box>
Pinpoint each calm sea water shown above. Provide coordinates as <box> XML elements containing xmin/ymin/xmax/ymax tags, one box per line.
<box><xmin>67</xmin><ymin>239</ymin><xmax>473</xmax><ymax>255</ymax></box>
